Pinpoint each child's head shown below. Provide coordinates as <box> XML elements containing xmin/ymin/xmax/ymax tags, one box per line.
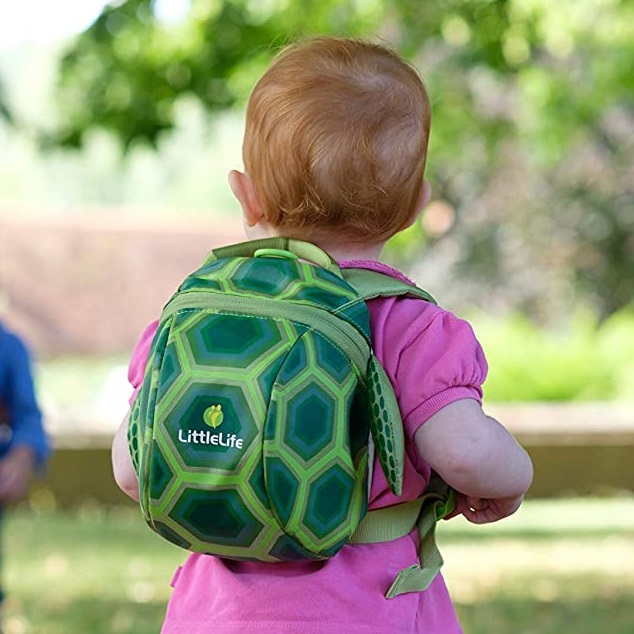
<box><xmin>233</xmin><ymin>37</ymin><xmax>432</xmax><ymax>247</ymax></box>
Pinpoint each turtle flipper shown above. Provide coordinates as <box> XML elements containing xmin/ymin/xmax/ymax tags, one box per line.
<box><xmin>366</xmin><ymin>356</ymin><xmax>405</xmax><ymax>496</ymax></box>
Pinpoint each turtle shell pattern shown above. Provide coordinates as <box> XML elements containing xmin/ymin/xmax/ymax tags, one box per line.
<box><xmin>129</xmin><ymin>255</ymin><xmax>374</xmax><ymax>561</ymax></box>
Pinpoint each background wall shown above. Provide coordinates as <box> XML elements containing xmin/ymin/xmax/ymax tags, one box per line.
<box><xmin>0</xmin><ymin>213</ymin><xmax>243</xmax><ymax>355</ymax></box>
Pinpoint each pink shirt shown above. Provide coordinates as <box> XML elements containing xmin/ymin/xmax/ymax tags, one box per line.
<box><xmin>127</xmin><ymin>261</ymin><xmax>487</xmax><ymax>634</ymax></box>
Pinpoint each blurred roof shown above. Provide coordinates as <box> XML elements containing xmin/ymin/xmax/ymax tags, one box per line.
<box><xmin>0</xmin><ymin>210</ymin><xmax>243</xmax><ymax>356</ymax></box>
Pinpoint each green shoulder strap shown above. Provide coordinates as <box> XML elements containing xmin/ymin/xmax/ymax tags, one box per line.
<box><xmin>341</xmin><ymin>268</ymin><xmax>436</xmax><ymax>304</ymax></box>
<box><xmin>342</xmin><ymin>267</ymin><xmax>437</xmax><ymax>498</ymax></box>
<box><xmin>343</xmin><ymin>268</ymin><xmax>454</xmax><ymax>598</ymax></box>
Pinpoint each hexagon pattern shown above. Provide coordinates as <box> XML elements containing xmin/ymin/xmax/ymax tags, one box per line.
<box><xmin>265</xmin><ymin>332</ymin><xmax>368</xmax><ymax>556</ymax></box>
<box><xmin>129</xmin><ymin>250</ymin><xmax>386</xmax><ymax>561</ymax></box>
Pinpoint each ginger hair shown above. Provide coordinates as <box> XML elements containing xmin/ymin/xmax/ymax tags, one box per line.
<box><xmin>243</xmin><ymin>37</ymin><xmax>431</xmax><ymax>244</ymax></box>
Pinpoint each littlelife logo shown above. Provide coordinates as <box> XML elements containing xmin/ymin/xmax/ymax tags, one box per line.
<box><xmin>177</xmin><ymin>404</ymin><xmax>245</xmax><ymax>449</ymax></box>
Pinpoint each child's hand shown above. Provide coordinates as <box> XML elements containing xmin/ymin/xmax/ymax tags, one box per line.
<box><xmin>0</xmin><ymin>446</ymin><xmax>36</xmax><ymax>503</ymax></box>
<box><xmin>112</xmin><ymin>412</ymin><xmax>140</xmax><ymax>502</ymax></box>
<box><xmin>448</xmin><ymin>492</ymin><xmax>524</xmax><ymax>525</ymax></box>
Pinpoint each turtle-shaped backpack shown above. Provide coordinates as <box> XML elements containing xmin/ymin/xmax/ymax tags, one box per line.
<box><xmin>128</xmin><ymin>237</ymin><xmax>454</xmax><ymax>597</ymax></box>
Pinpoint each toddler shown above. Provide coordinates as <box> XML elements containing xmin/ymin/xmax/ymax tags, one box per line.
<box><xmin>112</xmin><ymin>36</ymin><xmax>533</xmax><ymax>633</ymax></box>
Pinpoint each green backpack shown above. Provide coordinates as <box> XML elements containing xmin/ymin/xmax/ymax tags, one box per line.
<box><xmin>128</xmin><ymin>238</ymin><xmax>454</xmax><ymax>597</ymax></box>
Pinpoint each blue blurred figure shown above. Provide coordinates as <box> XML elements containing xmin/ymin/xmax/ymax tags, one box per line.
<box><xmin>0</xmin><ymin>321</ymin><xmax>50</xmax><ymax>610</ymax></box>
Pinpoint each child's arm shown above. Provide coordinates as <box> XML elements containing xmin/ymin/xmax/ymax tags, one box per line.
<box><xmin>2</xmin><ymin>330</ymin><xmax>50</xmax><ymax>467</ymax></box>
<box><xmin>415</xmin><ymin>398</ymin><xmax>533</xmax><ymax>524</ymax></box>
<box><xmin>112</xmin><ymin>411</ymin><xmax>139</xmax><ymax>502</ymax></box>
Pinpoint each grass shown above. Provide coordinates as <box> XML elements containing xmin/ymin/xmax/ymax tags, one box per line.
<box><xmin>3</xmin><ymin>497</ymin><xmax>634</xmax><ymax>633</ymax></box>
<box><xmin>3</xmin><ymin>504</ymin><xmax>181</xmax><ymax>634</ymax></box>
<box><xmin>439</xmin><ymin>498</ymin><xmax>634</xmax><ymax>633</ymax></box>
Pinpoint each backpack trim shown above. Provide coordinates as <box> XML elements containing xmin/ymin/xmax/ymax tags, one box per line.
<box><xmin>209</xmin><ymin>237</ymin><xmax>342</xmax><ymax>278</ymax></box>
<box><xmin>162</xmin><ymin>290</ymin><xmax>370</xmax><ymax>378</ymax></box>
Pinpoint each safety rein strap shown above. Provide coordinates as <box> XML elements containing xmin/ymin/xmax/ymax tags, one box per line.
<box><xmin>350</xmin><ymin>475</ymin><xmax>455</xmax><ymax>598</ymax></box>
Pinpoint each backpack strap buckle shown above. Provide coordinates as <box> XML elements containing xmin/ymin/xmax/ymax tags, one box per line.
<box><xmin>386</xmin><ymin>477</ymin><xmax>455</xmax><ymax>598</ymax></box>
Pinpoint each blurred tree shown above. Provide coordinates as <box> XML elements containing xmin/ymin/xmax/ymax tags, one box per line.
<box><xmin>50</xmin><ymin>0</ymin><xmax>633</xmax><ymax>321</ymax></box>
<box><xmin>0</xmin><ymin>79</ymin><xmax>13</xmax><ymax>125</ymax></box>
<box><xmin>49</xmin><ymin>0</ymin><xmax>380</xmax><ymax>148</ymax></box>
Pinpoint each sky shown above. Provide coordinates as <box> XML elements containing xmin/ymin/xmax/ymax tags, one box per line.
<box><xmin>0</xmin><ymin>0</ymin><xmax>188</xmax><ymax>50</ymax></box>
<box><xmin>0</xmin><ymin>0</ymin><xmax>107</xmax><ymax>50</ymax></box>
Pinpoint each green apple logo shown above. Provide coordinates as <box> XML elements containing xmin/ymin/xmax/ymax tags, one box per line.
<box><xmin>203</xmin><ymin>404</ymin><xmax>224</xmax><ymax>428</ymax></box>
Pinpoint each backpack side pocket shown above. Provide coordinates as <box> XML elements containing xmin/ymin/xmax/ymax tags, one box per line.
<box><xmin>264</xmin><ymin>329</ymin><xmax>370</xmax><ymax>559</ymax></box>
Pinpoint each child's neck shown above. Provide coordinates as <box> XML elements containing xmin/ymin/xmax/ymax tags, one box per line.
<box><xmin>317</xmin><ymin>241</ymin><xmax>384</xmax><ymax>263</ymax></box>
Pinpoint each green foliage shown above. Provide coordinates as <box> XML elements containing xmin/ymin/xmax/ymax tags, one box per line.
<box><xmin>474</xmin><ymin>309</ymin><xmax>634</xmax><ymax>401</ymax></box>
<box><xmin>0</xmin><ymin>78</ymin><xmax>13</xmax><ymax>124</ymax></box>
<box><xmin>53</xmin><ymin>0</ymin><xmax>634</xmax><ymax>162</ymax></box>
<box><xmin>34</xmin><ymin>311</ymin><xmax>634</xmax><ymax>406</ymax></box>
<box><xmin>51</xmin><ymin>0</ymin><xmax>379</xmax><ymax>148</ymax></box>
<box><xmin>45</xmin><ymin>0</ymin><xmax>634</xmax><ymax>320</ymax></box>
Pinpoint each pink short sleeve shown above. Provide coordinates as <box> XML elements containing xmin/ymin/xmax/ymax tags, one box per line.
<box><xmin>366</xmin><ymin>298</ymin><xmax>488</xmax><ymax>439</ymax></box>
<box><xmin>397</xmin><ymin>308</ymin><xmax>488</xmax><ymax>436</ymax></box>
<box><xmin>127</xmin><ymin>320</ymin><xmax>158</xmax><ymax>404</ymax></box>
<box><xmin>358</xmin><ymin>294</ymin><xmax>488</xmax><ymax>506</ymax></box>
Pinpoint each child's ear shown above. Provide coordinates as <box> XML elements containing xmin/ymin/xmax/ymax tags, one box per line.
<box><xmin>417</xmin><ymin>179</ymin><xmax>432</xmax><ymax>213</ymax></box>
<box><xmin>404</xmin><ymin>179</ymin><xmax>432</xmax><ymax>229</ymax></box>
<box><xmin>228</xmin><ymin>170</ymin><xmax>264</xmax><ymax>227</ymax></box>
